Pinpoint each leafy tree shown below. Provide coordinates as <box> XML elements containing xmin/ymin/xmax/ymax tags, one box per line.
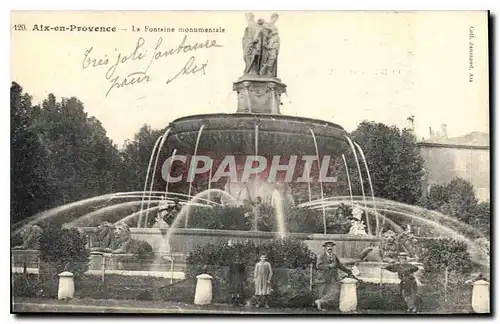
<box><xmin>11</xmin><ymin>82</ymin><xmax>52</xmax><ymax>223</ymax></box>
<box><xmin>119</xmin><ymin>124</ymin><xmax>164</xmax><ymax>191</ymax></box>
<box><xmin>11</xmin><ymin>83</ymin><xmax>126</xmax><ymax>225</ymax></box>
<box><xmin>350</xmin><ymin>121</ymin><xmax>424</xmax><ymax>204</ymax></box>
<box><xmin>32</xmin><ymin>95</ymin><xmax>124</xmax><ymax>207</ymax></box>
<box><xmin>422</xmin><ymin>177</ymin><xmax>481</xmax><ymax>226</ymax></box>
<box><xmin>440</xmin><ymin>178</ymin><xmax>478</xmax><ymax>224</ymax></box>
<box><xmin>469</xmin><ymin>201</ymin><xmax>490</xmax><ymax>237</ymax></box>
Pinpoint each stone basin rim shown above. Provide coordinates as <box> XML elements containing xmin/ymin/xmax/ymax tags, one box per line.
<box><xmin>169</xmin><ymin>113</ymin><xmax>346</xmax><ymax>131</ymax></box>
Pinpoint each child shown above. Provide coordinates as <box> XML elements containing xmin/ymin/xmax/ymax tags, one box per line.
<box><xmin>384</xmin><ymin>252</ymin><xmax>420</xmax><ymax>313</ymax></box>
<box><xmin>254</xmin><ymin>254</ymin><xmax>273</xmax><ymax>308</ymax></box>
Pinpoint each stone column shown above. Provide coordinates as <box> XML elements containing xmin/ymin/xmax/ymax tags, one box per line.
<box><xmin>58</xmin><ymin>271</ymin><xmax>75</xmax><ymax>300</ymax></box>
<box><xmin>339</xmin><ymin>277</ymin><xmax>358</xmax><ymax>312</ymax></box>
<box><xmin>471</xmin><ymin>280</ymin><xmax>490</xmax><ymax>313</ymax></box>
<box><xmin>194</xmin><ymin>274</ymin><xmax>213</xmax><ymax>305</ymax></box>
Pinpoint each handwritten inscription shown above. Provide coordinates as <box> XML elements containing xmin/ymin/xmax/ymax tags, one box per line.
<box><xmin>81</xmin><ymin>35</ymin><xmax>223</xmax><ymax>97</ymax></box>
<box><xmin>166</xmin><ymin>56</ymin><xmax>208</xmax><ymax>84</ymax></box>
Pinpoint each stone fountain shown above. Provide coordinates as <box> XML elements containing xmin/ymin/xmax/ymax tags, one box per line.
<box><xmin>13</xmin><ymin>13</ymin><xmax>454</xmax><ymax>285</ymax></box>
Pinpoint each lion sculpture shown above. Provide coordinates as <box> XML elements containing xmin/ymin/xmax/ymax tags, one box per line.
<box><xmin>111</xmin><ymin>222</ymin><xmax>153</xmax><ymax>258</ymax></box>
<box><xmin>91</xmin><ymin>221</ymin><xmax>115</xmax><ymax>252</ymax></box>
<box><xmin>358</xmin><ymin>230</ymin><xmax>401</xmax><ymax>263</ymax></box>
<box><xmin>91</xmin><ymin>221</ymin><xmax>154</xmax><ymax>260</ymax></box>
<box><xmin>13</xmin><ymin>224</ymin><xmax>43</xmax><ymax>250</ymax></box>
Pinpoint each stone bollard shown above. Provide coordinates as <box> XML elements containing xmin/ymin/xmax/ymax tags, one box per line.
<box><xmin>58</xmin><ymin>271</ymin><xmax>75</xmax><ymax>300</ymax></box>
<box><xmin>339</xmin><ymin>277</ymin><xmax>358</xmax><ymax>312</ymax></box>
<box><xmin>471</xmin><ymin>280</ymin><xmax>490</xmax><ymax>313</ymax></box>
<box><xmin>194</xmin><ymin>274</ymin><xmax>213</xmax><ymax>305</ymax></box>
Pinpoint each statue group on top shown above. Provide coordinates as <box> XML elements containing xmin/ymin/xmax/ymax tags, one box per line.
<box><xmin>242</xmin><ymin>13</ymin><xmax>281</xmax><ymax>78</ymax></box>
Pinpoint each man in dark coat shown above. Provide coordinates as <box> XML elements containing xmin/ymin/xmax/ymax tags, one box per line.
<box><xmin>384</xmin><ymin>252</ymin><xmax>420</xmax><ymax>313</ymax></box>
<box><xmin>314</xmin><ymin>241</ymin><xmax>353</xmax><ymax>311</ymax></box>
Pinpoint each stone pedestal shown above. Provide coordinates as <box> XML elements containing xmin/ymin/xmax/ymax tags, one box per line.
<box><xmin>339</xmin><ymin>277</ymin><xmax>358</xmax><ymax>312</ymax></box>
<box><xmin>233</xmin><ymin>76</ymin><xmax>286</xmax><ymax>114</ymax></box>
<box><xmin>194</xmin><ymin>274</ymin><xmax>213</xmax><ymax>305</ymax></box>
<box><xmin>58</xmin><ymin>271</ymin><xmax>75</xmax><ymax>300</ymax></box>
<box><xmin>471</xmin><ymin>280</ymin><xmax>490</xmax><ymax>313</ymax></box>
<box><xmin>89</xmin><ymin>251</ymin><xmax>107</xmax><ymax>270</ymax></box>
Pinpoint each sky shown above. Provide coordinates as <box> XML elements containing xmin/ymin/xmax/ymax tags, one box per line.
<box><xmin>11</xmin><ymin>11</ymin><xmax>489</xmax><ymax>147</ymax></box>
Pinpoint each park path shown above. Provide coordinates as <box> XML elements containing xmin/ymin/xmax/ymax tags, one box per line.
<box><xmin>11</xmin><ymin>297</ymin><xmax>419</xmax><ymax>314</ymax></box>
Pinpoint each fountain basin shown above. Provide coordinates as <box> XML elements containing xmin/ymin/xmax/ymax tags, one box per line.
<box><xmin>165</xmin><ymin>113</ymin><xmax>349</xmax><ymax>156</ymax></box>
<box><xmin>79</xmin><ymin>227</ymin><xmax>380</xmax><ymax>260</ymax></box>
<box><xmin>353</xmin><ymin>262</ymin><xmax>402</xmax><ymax>284</ymax></box>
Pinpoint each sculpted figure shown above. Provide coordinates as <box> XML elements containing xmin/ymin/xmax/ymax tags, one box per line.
<box><xmin>348</xmin><ymin>205</ymin><xmax>368</xmax><ymax>235</ymax></box>
<box><xmin>358</xmin><ymin>230</ymin><xmax>399</xmax><ymax>262</ymax></box>
<box><xmin>242</xmin><ymin>13</ymin><xmax>280</xmax><ymax>77</ymax></box>
<box><xmin>398</xmin><ymin>228</ymin><xmax>419</xmax><ymax>260</ymax></box>
<box><xmin>13</xmin><ymin>224</ymin><xmax>43</xmax><ymax>250</ymax></box>
<box><xmin>242</xmin><ymin>13</ymin><xmax>263</xmax><ymax>75</ymax></box>
<box><xmin>155</xmin><ymin>198</ymin><xmax>182</xmax><ymax>227</ymax></box>
<box><xmin>91</xmin><ymin>221</ymin><xmax>115</xmax><ymax>252</ymax></box>
<box><xmin>112</xmin><ymin>222</ymin><xmax>153</xmax><ymax>257</ymax></box>
<box><xmin>348</xmin><ymin>220</ymin><xmax>368</xmax><ymax>235</ymax></box>
<box><xmin>259</xmin><ymin>14</ymin><xmax>280</xmax><ymax>77</ymax></box>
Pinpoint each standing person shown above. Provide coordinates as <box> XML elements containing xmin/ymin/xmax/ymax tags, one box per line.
<box><xmin>227</xmin><ymin>245</ymin><xmax>247</xmax><ymax>307</ymax></box>
<box><xmin>384</xmin><ymin>252</ymin><xmax>420</xmax><ymax>313</ymax></box>
<box><xmin>314</xmin><ymin>241</ymin><xmax>353</xmax><ymax>311</ymax></box>
<box><xmin>253</xmin><ymin>254</ymin><xmax>273</xmax><ymax>308</ymax></box>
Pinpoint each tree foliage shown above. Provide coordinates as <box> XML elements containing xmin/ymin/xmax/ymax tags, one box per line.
<box><xmin>10</xmin><ymin>82</ymin><xmax>132</xmax><ymax>225</ymax></box>
<box><xmin>350</xmin><ymin>121</ymin><xmax>425</xmax><ymax>205</ymax></box>
<box><xmin>420</xmin><ymin>238</ymin><xmax>472</xmax><ymax>274</ymax></box>
<box><xmin>11</xmin><ymin>82</ymin><xmax>52</xmax><ymax>223</ymax></box>
<box><xmin>119</xmin><ymin>125</ymin><xmax>164</xmax><ymax>191</ymax></box>
<box><xmin>421</xmin><ymin>177</ymin><xmax>488</xmax><ymax>235</ymax></box>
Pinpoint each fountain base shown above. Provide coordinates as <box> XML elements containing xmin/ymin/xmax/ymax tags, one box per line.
<box><xmin>233</xmin><ymin>75</ymin><xmax>286</xmax><ymax>114</ymax></box>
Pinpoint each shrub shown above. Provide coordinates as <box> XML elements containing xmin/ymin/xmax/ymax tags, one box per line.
<box><xmin>184</xmin><ymin>238</ymin><xmax>317</xmax><ymax>307</ymax></box>
<box><xmin>39</xmin><ymin>226</ymin><xmax>90</xmax><ymax>280</ymax></box>
<box><xmin>420</xmin><ymin>238</ymin><xmax>472</xmax><ymax>274</ymax></box>
<box><xmin>419</xmin><ymin>237</ymin><xmax>474</xmax><ymax>311</ymax></box>
<box><xmin>186</xmin><ymin>237</ymin><xmax>316</xmax><ymax>275</ymax></box>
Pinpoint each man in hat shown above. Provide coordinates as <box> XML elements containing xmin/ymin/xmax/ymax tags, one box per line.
<box><xmin>384</xmin><ymin>252</ymin><xmax>420</xmax><ymax>313</ymax></box>
<box><xmin>314</xmin><ymin>241</ymin><xmax>353</xmax><ymax>311</ymax></box>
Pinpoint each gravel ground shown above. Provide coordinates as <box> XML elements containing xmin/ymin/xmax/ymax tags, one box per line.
<box><xmin>11</xmin><ymin>297</ymin><xmax>463</xmax><ymax>315</ymax></box>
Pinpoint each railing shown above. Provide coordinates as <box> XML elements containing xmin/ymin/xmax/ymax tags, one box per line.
<box><xmin>11</xmin><ymin>250</ymin><xmax>186</xmax><ymax>281</ymax></box>
<box><xmin>11</xmin><ymin>249</ymin><xmax>41</xmax><ymax>278</ymax></box>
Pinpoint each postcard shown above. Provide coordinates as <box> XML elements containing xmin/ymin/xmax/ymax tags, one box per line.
<box><xmin>10</xmin><ymin>11</ymin><xmax>490</xmax><ymax>315</ymax></box>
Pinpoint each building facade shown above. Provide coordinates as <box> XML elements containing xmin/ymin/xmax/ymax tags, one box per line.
<box><xmin>418</xmin><ymin>140</ymin><xmax>490</xmax><ymax>202</ymax></box>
